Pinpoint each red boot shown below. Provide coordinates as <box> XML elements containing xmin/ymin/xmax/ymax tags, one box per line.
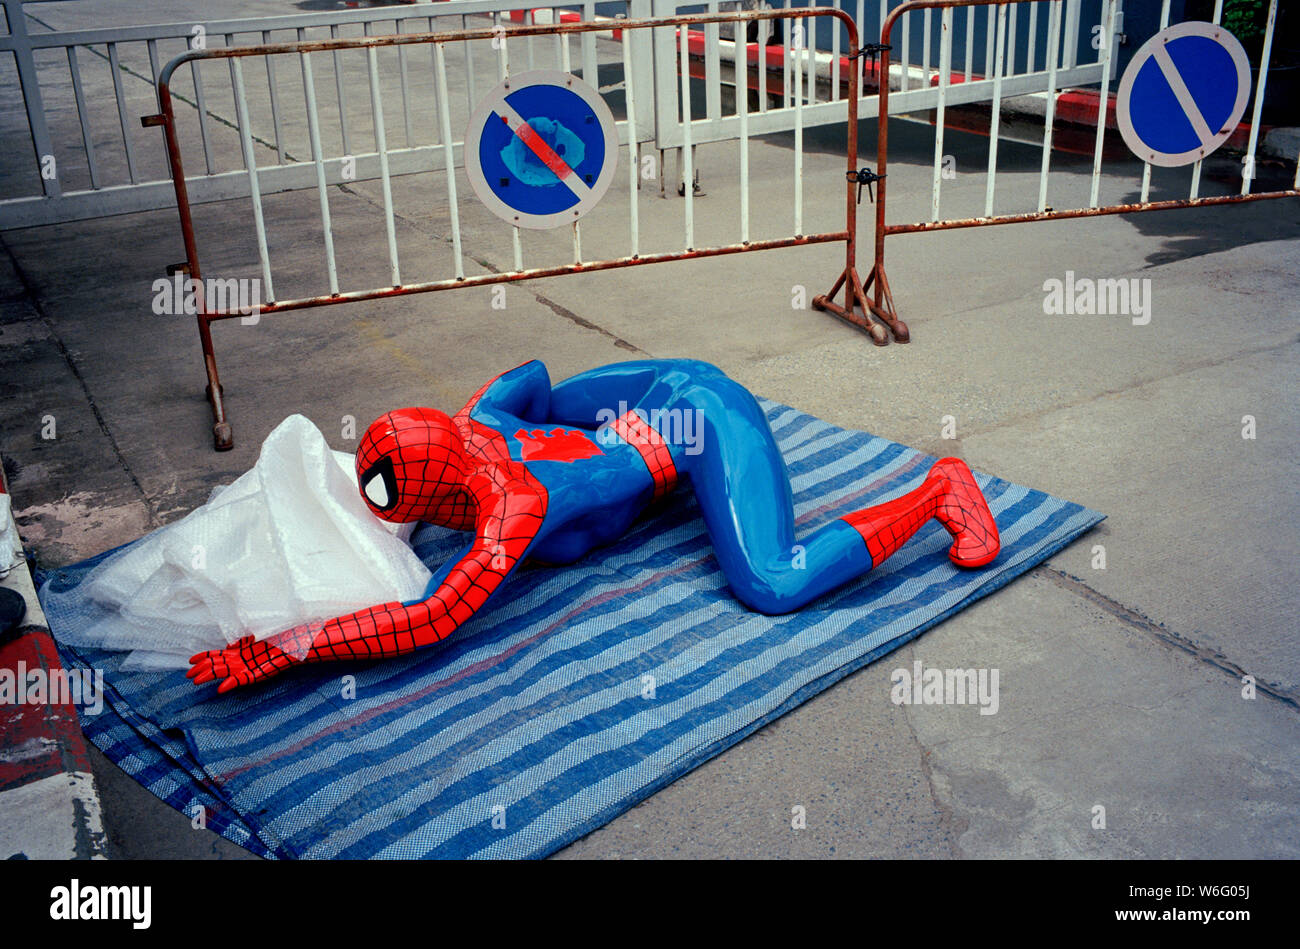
<box><xmin>842</xmin><ymin>458</ymin><xmax>1000</xmax><ymax>569</ymax></box>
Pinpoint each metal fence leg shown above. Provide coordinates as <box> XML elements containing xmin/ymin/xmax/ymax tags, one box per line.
<box><xmin>198</xmin><ymin>315</ymin><xmax>232</xmax><ymax>452</ymax></box>
<box><xmin>812</xmin><ymin>11</ymin><xmax>904</xmax><ymax>346</ymax></box>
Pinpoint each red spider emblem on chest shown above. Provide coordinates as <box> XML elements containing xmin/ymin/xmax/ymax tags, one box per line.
<box><xmin>514</xmin><ymin>427</ymin><xmax>605</xmax><ymax>463</ymax></box>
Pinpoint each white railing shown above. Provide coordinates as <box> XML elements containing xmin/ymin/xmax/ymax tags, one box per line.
<box><xmin>651</xmin><ymin>0</ymin><xmax>1107</xmax><ymax>150</ymax></box>
<box><xmin>0</xmin><ymin>0</ymin><xmax>650</xmax><ymax>229</ymax></box>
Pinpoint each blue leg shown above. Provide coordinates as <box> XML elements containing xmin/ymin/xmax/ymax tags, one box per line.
<box><xmin>678</xmin><ymin>376</ymin><xmax>873</xmax><ymax>614</ymax></box>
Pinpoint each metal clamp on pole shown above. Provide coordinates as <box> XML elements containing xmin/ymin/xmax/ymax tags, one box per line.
<box><xmin>847</xmin><ymin>168</ymin><xmax>885</xmax><ymax>205</ymax></box>
<box><xmin>848</xmin><ymin>42</ymin><xmax>891</xmax><ymax>73</ymax></box>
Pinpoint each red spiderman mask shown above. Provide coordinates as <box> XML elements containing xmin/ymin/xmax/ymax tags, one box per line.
<box><xmin>356</xmin><ymin>408</ymin><xmax>470</xmax><ymax>525</ymax></box>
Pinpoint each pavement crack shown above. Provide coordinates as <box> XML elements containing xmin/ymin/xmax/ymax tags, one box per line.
<box><xmin>336</xmin><ymin>183</ymin><xmax>651</xmax><ymax>356</ymax></box>
<box><xmin>1035</xmin><ymin>565</ymin><xmax>1299</xmax><ymax>711</ymax></box>
<box><xmin>898</xmin><ymin>646</ymin><xmax>967</xmax><ymax>858</ymax></box>
<box><xmin>470</xmin><ymin>255</ymin><xmax>650</xmax><ymax>355</ymax></box>
<box><xmin>0</xmin><ymin>234</ymin><xmax>161</xmax><ymax>531</ymax></box>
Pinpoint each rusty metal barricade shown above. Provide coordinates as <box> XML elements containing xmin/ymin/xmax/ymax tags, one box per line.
<box><xmin>844</xmin><ymin>0</ymin><xmax>1300</xmax><ymax>341</ymax></box>
<box><xmin>146</xmin><ymin>8</ymin><xmax>878</xmax><ymax>451</ymax></box>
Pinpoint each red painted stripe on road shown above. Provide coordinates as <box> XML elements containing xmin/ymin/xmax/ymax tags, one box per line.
<box><xmin>0</xmin><ymin>630</ymin><xmax>92</xmax><ymax>792</ymax></box>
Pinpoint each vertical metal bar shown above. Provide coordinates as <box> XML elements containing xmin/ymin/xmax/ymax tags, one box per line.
<box><xmin>561</xmin><ymin>28</ymin><xmax>572</xmax><ymax>72</ymax></box>
<box><xmin>330</xmin><ymin>24</ymin><xmax>352</xmax><ymax>158</ymax></box>
<box><xmin>367</xmin><ymin>46</ymin><xmax>401</xmax><ymax>287</ymax></box>
<box><xmin>397</xmin><ymin>19</ymin><xmax>414</xmax><ymax>147</ymax></box>
<box><xmin>964</xmin><ymin>3</ymin><xmax>975</xmax><ymax>80</ymax></box>
<box><xmin>504</xmin><ymin>15</ymin><xmax>523</xmax><ymax>273</ymax></box>
<box><xmin>807</xmin><ymin>5</ymin><xmax>816</xmax><ymax>107</ymax></box>
<box><xmin>463</xmin><ymin>16</ymin><xmax>477</xmax><ymax>112</ymax></box>
<box><xmin>622</xmin><ymin>33</ymin><xmax>642</xmax><ymax>256</ymax></box>
<box><xmin>7</xmin><ymin>0</ymin><xmax>61</xmax><ymax>197</ymax></box>
<box><xmin>985</xmin><ymin>5</ymin><xmax>995</xmax><ymax>80</ymax></box>
<box><xmin>107</xmin><ymin>43</ymin><xmax>139</xmax><ymax>184</ymax></box>
<box><xmin>300</xmin><ymin>51</ymin><xmax>340</xmax><ymax>297</ymax></box>
<box><xmin>679</xmin><ymin>27</ymin><xmax>694</xmax><ymax>248</ymax></box>
<box><xmin>572</xmin><ymin>220</ymin><xmax>582</xmax><ymax>264</ymax></box>
<box><xmin>254</xmin><ymin>32</ymin><xmax>286</xmax><ymax>166</ymax></box>
<box><xmin>879</xmin><ymin>0</ymin><xmax>889</xmax><ymax>77</ymax></box>
<box><xmin>922</xmin><ymin>8</ymin><xmax>931</xmax><ymax>85</ymax></box>
<box><xmin>428</xmin><ymin>20</ymin><xmax>443</xmax><ymax>148</ymax></box>
<box><xmin>231</xmin><ymin>57</ymin><xmax>275</xmax><ymax>302</ymax></box>
<box><xmin>1037</xmin><ymin>0</ymin><xmax>1062</xmax><ymax>212</ymax></box>
<box><xmin>495</xmin><ymin>12</ymin><xmax>509</xmax><ymax>80</ymax></box>
<box><xmin>1139</xmin><ymin>0</ymin><xmax>1172</xmax><ymax>204</ymax></box>
<box><xmin>758</xmin><ymin>13</ymin><xmax>768</xmax><ymax>114</ymax></box>
<box><xmin>930</xmin><ymin>7</ymin><xmax>952</xmax><ymax>222</ymax></box>
<box><xmin>435</xmin><ymin>44</ymin><xmax>465</xmax><ymax>280</ymax></box>
<box><xmin>783</xmin><ymin>0</ymin><xmax>793</xmax><ymax>106</ymax></box>
<box><xmin>582</xmin><ymin>0</ymin><xmax>598</xmax><ymax>87</ymax></box>
<box><xmin>1191</xmin><ymin>0</ymin><xmax>1225</xmax><ymax>198</ymax></box>
<box><xmin>705</xmin><ymin>0</ymin><xmax>722</xmax><ymax>122</ymax></box>
<box><xmin>984</xmin><ymin>4</ymin><xmax>1009</xmax><ymax>217</ymax></box>
<box><xmin>527</xmin><ymin>8</ymin><xmax>536</xmax><ymax>72</ymax></box>
<box><xmin>1088</xmin><ymin>0</ymin><xmax>1117</xmax><ymax>208</ymax></box>
<box><xmin>1062</xmin><ymin>0</ymin><xmax>1081</xmax><ymax>70</ymax></box>
<box><xmin>833</xmin><ymin>0</ymin><xmax>849</xmax><ymax>103</ymax></box>
<box><xmin>147</xmin><ymin>39</ymin><xmax>161</xmax><ymax>109</ymax></box>
<box><xmin>1005</xmin><ymin>3</ymin><xmax>1017</xmax><ymax>76</ymax></box>
<box><xmin>190</xmin><ymin>60</ymin><xmax>216</xmax><ymax>175</ymax></box>
<box><xmin>66</xmin><ymin>46</ymin><xmax>101</xmax><ymax>190</ymax></box>
<box><xmin>1027</xmin><ymin>2</ymin><xmax>1039</xmax><ymax>73</ymax></box>
<box><xmin>794</xmin><ymin>14</ymin><xmax>803</xmax><ymax>237</ymax></box>
<box><xmin>1241</xmin><ymin>0</ymin><xmax>1277</xmax><ymax>196</ymax></box>
<box><xmin>900</xmin><ymin>7</ymin><xmax>910</xmax><ymax>92</ymax></box>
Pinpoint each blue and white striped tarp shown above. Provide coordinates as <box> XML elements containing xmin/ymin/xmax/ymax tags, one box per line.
<box><xmin>39</xmin><ymin>400</ymin><xmax>1103</xmax><ymax>859</ymax></box>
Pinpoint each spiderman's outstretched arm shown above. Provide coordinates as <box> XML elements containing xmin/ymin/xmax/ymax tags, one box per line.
<box><xmin>188</xmin><ymin>472</ymin><xmax>546</xmax><ymax>692</ymax></box>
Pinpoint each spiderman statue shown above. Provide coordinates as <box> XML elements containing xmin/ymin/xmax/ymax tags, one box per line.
<box><xmin>189</xmin><ymin>359</ymin><xmax>1000</xmax><ymax>692</ymax></box>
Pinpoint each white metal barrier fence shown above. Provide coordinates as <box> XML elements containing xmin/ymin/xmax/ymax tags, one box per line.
<box><xmin>0</xmin><ymin>0</ymin><xmax>650</xmax><ymax>228</ymax></box>
<box><xmin>152</xmin><ymin>9</ymin><xmax>872</xmax><ymax>451</ymax></box>
<box><xmin>848</xmin><ymin>0</ymin><xmax>1300</xmax><ymax>341</ymax></box>
<box><xmin>3</xmin><ymin>0</ymin><xmax>1118</xmax><ymax>228</ymax></box>
<box><xmin>651</xmin><ymin>0</ymin><xmax>1108</xmax><ymax>150</ymax></box>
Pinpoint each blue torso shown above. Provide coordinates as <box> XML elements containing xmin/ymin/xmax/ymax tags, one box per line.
<box><xmin>468</xmin><ymin>401</ymin><xmax>676</xmax><ymax>564</ymax></box>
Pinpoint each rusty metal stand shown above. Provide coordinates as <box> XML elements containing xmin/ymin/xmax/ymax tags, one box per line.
<box><xmin>812</xmin><ymin>157</ymin><xmax>908</xmax><ymax>344</ymax></box>
<box><xmin>813</xmin><ymin>261</ymin><xmax>907</xmax><ymax>345</ymax></box>
<box><xmin>146</xmin><ymin>101</ymin><xmax>234</xmax><ymax>452</ymax></box>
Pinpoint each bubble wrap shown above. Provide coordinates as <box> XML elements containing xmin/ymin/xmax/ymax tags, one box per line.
<box><xmin>47</xmin><ymin>415</ymin><xmax>432</xmax><ymax>670</ymax></box>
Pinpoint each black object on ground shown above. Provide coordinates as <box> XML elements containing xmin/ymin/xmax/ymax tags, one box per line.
<box><xmin>0</xmin><ymin>586</ymin><xmax>26</xmax><ymax>637</ymax></box>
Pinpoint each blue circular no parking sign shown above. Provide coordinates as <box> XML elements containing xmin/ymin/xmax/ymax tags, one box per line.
<box><xmin>1116</xmin><ymin>22</ymin><xmax>1252</xmax><ymax>168</ymax></box>
<box><xmin>465</xmin><ymin>70</ymin><xmax>619</xmax><ymax>230</ymax></box>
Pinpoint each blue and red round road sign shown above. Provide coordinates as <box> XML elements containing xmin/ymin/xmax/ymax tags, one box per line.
<box><xmin>1116</xmin><ymin>22</ymin><xmax>1252</xmax><ymax>168</ymax></box>
<box><xmin>465</xmin><ymin>69</ymin><xmax>619</xmax><ymax>230</ymax></box>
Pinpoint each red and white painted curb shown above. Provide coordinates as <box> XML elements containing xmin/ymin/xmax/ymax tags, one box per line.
<box><xmin>0</xmin><ymin>460</ymin><xmax>107</xmax><ymax>860</ymax></box>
